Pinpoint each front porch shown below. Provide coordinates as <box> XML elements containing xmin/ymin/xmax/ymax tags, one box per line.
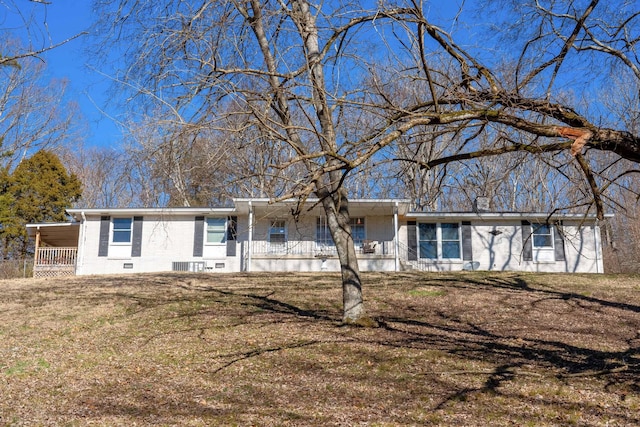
<box><xmin>249</xmin><ymin>239</ymin><xmax>393</xmax><ymax>257</ymax></box>
<box><xmin>26</xmin><ymin>222</ymin><xmax>80</xmax><ymax>278</ymax></box>
<box><xmin>34</xmin><ymin>247</ymin><xmax>77</xmax><ymax>278</ymax></box>
<box><xmin>246</xmin><ymin>239</ymin><xmax>400</xmax><ymax>272</ymax></box>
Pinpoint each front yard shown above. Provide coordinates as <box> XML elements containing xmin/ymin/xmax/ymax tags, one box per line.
<box><xmin>0</xmin><ymin>271</ymin><xmax>638</xmax><ymax>425</ymax></box>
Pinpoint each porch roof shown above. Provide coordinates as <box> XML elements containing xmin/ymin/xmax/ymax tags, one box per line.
<box><xmin>232</xmin><ymin>198</ymin><xmax>413</xmax><ymax>216</ymax></box>
<box><xmin>26</xmin><ymin>223</ymin><xmax>80</xmax><ymax>247</ymax></box>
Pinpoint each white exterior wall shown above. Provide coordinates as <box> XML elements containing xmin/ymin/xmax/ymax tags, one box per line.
<box><xmin>71</xmin><ymin>205</ymin><xmax>605</xmax><ymax>276</ymax></box>
<box><xmin>468</xmin><ymin>220</ymin><xmax>602</xmax><ymax>273</ymax></box>
<box><xmin>76</xmin><ymin>214</ymin><xmax>243</xmax><ymax>275</ymax></box>
<box><xmin>366</xmin><ymin>215</ymin><xmax>395</xmax><ymax>244</ymax></box>
<box><xmin>398</xmin><ymin>218</ymin><xmax>604</xmax><ymax>273</ymax></box>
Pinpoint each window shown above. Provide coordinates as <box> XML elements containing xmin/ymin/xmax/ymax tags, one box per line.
<box><xmin>418</xmin><ymin>223</ymin><xmax>437</xmax><ymax>259</ymax></box>
<box><xmin>350</xmin><ymin>217</ymin><xmax>365</xmax><ymax>247</ymax></box>
<box><xmin>269</xmin><ymin>220</ymin><xmax>287</xmax><ymax>250</ymax></box>
<box><xmin>206</xmin><ymin>218</ymin><xmax>227</xmax><ymax>244</ymax></box>
<box><xmin>269</xmin><ymin>220</ymin><xmax>287</xmax><ymax>244</ymax></box>
<box><xmin>316</xmin><ymin>217</ymin><xmax>365</xmax><ymax>248</ymax></box>
<box><xmin>532</xmin><ymin>224</ymin><xmax>553</xmax><ymax>248</ymax></box>
<box><xmin>418</xmin><ymin>222</ymin><xmax>461</xmax><ymax>260</ymax></box>
<box><xmin>112</xmin><ymin>218</ymin><xmax>132</xmax><ymax>243</ymax></box>
<box><xmin>316</xmin><ymin>217</ymin><xmax>333</xmax><ymax>249</ymax></box>
<box><xmin>441</xmin><ymin>223</ymin><xmax>461</xmax><ymax>258</ymax></box>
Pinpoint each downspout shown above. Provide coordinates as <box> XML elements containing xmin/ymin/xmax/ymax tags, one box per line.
<box><xmin>394</xmin><ymin>202</ymin><xmax>399</xmax><ymax>272</ymax></box>
<box><xmin>594</xmin><ymin>218</ymin><xmax>600</xmax><ymax>274</ymax></box>
<box><xmin>247</xmin><ymin>202</ymin><xmax>253</xmax><ymax>272</ymax></box>
<box><xmin>77</xmin><ymin>211</ymin><xmax>86</xmax><ymax>275</ymax></box>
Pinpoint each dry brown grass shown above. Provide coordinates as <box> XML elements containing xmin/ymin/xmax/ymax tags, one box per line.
<box><xmin>0</xmin><ymin>271</ymin><xmax>638</xmax><ymax>426</ymax></box>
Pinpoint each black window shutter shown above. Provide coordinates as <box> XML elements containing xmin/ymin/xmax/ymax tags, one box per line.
<box><xmin>193</xmin><ymin>216</ymin><xmax>204</xmax><ymax>257</ymax></box>
<box><xmin>521</xmin><ymin>220</ymin><xmax>533</xmax><ymax>261</ymax></box>
<box><xmin>554</xmin><ymin>221</ymin><xmax>566</xmax><ymax>261</ymax></box>
<box><xmin>131</xmin><ymin>216</ymin><xmax>143</xmax><ymax>257</ymax></box>
<box><xmin>226</xmin><ymin>216</ymin><xmax>237</xmax><ymax>257</ymax></box>
<box><xmin>98</xmin><ymin>216</ymin><xmax>110</xmax><ymax>257</ymax></box>
<box><xmin>462</xmin><ymin>221</ymin><xmax>473</xmax><ymax>261</ymax></box>
<box><xmin>407</xmin><ymin>221</ymin><xmax>417</xmax><ymax>261</ymax></box>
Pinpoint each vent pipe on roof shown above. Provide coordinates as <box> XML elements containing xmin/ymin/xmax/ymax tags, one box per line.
<box><xmin>473</xmin><ymin>197</ymin><xmax>491</xmax><ymax>213</ymax></box>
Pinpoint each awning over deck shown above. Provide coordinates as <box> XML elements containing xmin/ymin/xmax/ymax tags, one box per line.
<box><xmin>26</xmin><ymin>223</ymin><xmax>80</xmax><ymax>278</ymax></box>
<box><xmin>26</xmin><ymin>222</ymin><xmax>80</xmax><ymax>247</ymax></box>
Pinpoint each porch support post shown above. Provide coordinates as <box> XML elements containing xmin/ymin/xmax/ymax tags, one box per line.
<box><xmin>247</xmin><ymin>201</ymin><xmax>253</xmax><ymax>272</ymax></box>
<box><xmin>394</xmin><ymin>202</ymin><xmax>399</xmax><ymax>272</ymax></box>
<box><xmin>33</xmin><ymin>227</ymin><xmax>41</xmax><ymax>272</ymax></box>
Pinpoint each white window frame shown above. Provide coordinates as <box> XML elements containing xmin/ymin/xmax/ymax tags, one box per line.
<box><xmin>205</xmin><ymin>217</ymin><xmax>227</xmax><ymax>246</ymax></box>
<box><xmin>350</xmin><ymin>217</ymin><xmax>365</xmax><ymax>248</ymax></box>
<box><xmin>111</xmin><ymin>217</ymin><xmax>133</xmax><ymax>245</ymax></box>
<box><xmin>316</xmin><ymin>216</ymin><xmax>334</xmax><ymax>250</ymax></box>
<box><xmin>418</xmin><ymin>222</ymin><xmax>462</xmax><ymax>260</ymax></box>
<box><xmin>531</xmin><ymin>223</ymin><xmax>555</xmax><ymax>262</ymax></box>
<box><xmin>316</xmin><ymin>216</ymin><xmax>366</xmax><ymax>249</ymax></box>
<box><xmin>532</xmin><ymin>224</ymin><xmax>555</xmax><ymax>249</ymax></box>
<box><xmin>269</xmin><ymin>219</ymin><xmax>287</xmax><ymax>252</ymax></box>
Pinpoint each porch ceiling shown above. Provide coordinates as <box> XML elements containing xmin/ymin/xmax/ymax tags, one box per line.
<box><xmin>26</xmin><ymin>223</ymin><xmax>80</xmax><ymax>247</ymax></box>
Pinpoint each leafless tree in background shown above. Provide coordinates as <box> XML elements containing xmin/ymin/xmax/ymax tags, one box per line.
<box><xmin>0</xmin><ymin>39</ymin><xmax>81</xmax><ymax>170</ymax></box>
<box><xmin>92</xmin><ymin>0</ymin><xmax>640</xmax><ymax>321</ymax></box>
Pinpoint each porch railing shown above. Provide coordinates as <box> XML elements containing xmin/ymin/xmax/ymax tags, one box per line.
<box><xmin>34</xmin><ymin>247</ymin><xmax>77</xmax><ymax>278</ymax></box>
<box><xmin>250</xmin><ymin>240</ymin><xmax>395</xmax><ymax>256</ymax></box>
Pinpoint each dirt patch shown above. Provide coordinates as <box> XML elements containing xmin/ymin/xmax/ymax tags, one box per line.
<box><xmin>0</xmin><ymin>271</ymin><xmax>638</xmax><ymax>425</ymax></box>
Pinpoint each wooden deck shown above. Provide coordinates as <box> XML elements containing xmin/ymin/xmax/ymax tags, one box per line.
<box><xmin>33</xmin><ymin>247</ymin><xmax>77</xmax><ymax>278</ymax></box>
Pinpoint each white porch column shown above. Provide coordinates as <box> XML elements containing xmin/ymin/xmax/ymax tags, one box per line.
<box><xmin>33</xmin><ymin>227</ymin><xmax>41</xmax><ymax>271</ymax></box>
<box><xmin>247</xmin><ymin>201</ymin><xmax>253</xmax><ymax>272</ymax></box>
<box><xmin>394</xmin><ymin>202</ymin><xmax>399</xmax><ymax>271</ymax></box>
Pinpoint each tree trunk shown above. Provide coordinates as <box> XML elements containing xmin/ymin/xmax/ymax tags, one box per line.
<box><xmin>320</xmin><ymin>189</ymin><xmax>366</xmax><ymax>323</ymax></box>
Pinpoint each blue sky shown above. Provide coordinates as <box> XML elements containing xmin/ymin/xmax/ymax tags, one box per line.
<box><xmin>2</xmin><ymin>0</ymin><xmax>121</xmax><ymax>148</ymax></box>
<box><xmin>2</xmin><ymin>0</ymin><xmax>469</xmax><ymax>150</ymax></box>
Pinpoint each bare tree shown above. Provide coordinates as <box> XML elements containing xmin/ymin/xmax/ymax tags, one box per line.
<box><xmin>1</xmin><ymin>1</ymin><xmax>86</xmax><ymax>170</ymax></box>
<box><xmin>94</xmin><ymin>0</ymin><xmax>640</xmax><ymax>322</ymax></box>
<box><xmin>59</xmin><ymin>144</ymin><xmax>136</xmax><ymax>208</ymax></box>
<box><xmin>0</xmin><ymin>48</ymin><xmax>80</xmax><ymax>169</ymax></box>
<box><xmin>0</xmin><ymin>0</ymin><xmax>86</xmax><ymax>66</ymax></box>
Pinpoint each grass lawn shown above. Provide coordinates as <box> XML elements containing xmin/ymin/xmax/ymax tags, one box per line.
<box><xmin>0</xmin><ymin>271</ymin><xmax>638</xmax><ymax>426</ymax></box>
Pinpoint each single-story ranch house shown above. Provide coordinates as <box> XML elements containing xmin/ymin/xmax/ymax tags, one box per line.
<box><xmin>26</xmin><ymin>198</ymin><xmax>610</xmax><ymax>278</ymax></box>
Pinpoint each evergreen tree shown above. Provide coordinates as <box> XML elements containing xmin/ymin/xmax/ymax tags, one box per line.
<box><xmin>0</xmin><ymin>168</ymin><xmax>19</xmax><ymax>258</ymax></box>
<box><xmin>0</xmin><ymin>151</ymin><xmax>82</xmax><ymax>258</ymax></box>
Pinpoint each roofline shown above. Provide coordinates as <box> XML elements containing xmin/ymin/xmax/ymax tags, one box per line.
<box><xmin>231</xmin><ymin>197</ymin><xmax>412</xmax><ymax>203</ymax></box>
<box><xmin>26</xmin><ymin>222</ymin><xmax>80</xmax><ymax>228</ymax></box>
<box><xmin>25</xmin><ymin>222</ymin><xmax>80</xmax><ymax>237</ymax></box>
<box><xmin>232</xmin><ymin>197</ymin><xmax>413</xmax><ymax>215</ymax></box>
<box><xmin>67</xmin><ymin>207</ymin><xmax>235</xmax><ymax>216</ymax></box>
<box><xmin>68</xmin><ymin>198</ymin><xmax>414</xmax><ymax>217</ymax></box>
<box><xmin>405</xmin><ymin>212</ymin><xmax>614</xmax><ymax>220</ymax></box>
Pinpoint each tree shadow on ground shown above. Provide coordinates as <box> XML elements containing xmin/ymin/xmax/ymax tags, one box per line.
<box><xmin>374</xmin><ymin>273</ymin><xmax>640</xmax><ymax>409</ymax></box>
<box><xmin>30</xmin><ymin>272</ymin><xmax>638</xmax><ymax>424</ymax></box>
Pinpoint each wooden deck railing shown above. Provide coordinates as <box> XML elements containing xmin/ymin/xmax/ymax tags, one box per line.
<box><xmin>34</xmin><ymin>247</ymin><xmax>77</xmax><ymax>278</ymax></box>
